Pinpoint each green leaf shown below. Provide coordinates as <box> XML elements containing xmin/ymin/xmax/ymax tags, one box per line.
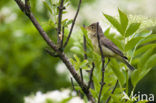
<box><xmin>134</xmin><ymin>44</ymin><xmax>156</xmax><ymax>56</ymax></box>
<box><xmin>103</xmin><ymin>13</ymin><xmax>123</xmax><ymax>35</ymax></box>
<box><xmin>138</xmin><ymin>48</ymin><xmax>154</xmax><ymax>68</ymax></box>
<box><xmin>103</xmin><ymin>27</ymin><xmax>110</xmax><ymax>36</ymax></box>
<box><xmin>81</xmin><ymin>27</ymin><xmax>94</xmax><ymax>50</ymax></box>
<box><xmin>125</xmin><ymin>23</ymin><xmax>141</xmax><ymax>37</ymax></box>
<box><xmin>110</xmin><ymin>59</ymin><xmax>126</xmax><ymax>86</ymax></box>
<box><xmin>49</xmin><ymin>0</ymin><xmax>53</xmax><ymax>5</ymax></box>
<box><xmin>79</xmin><ymin>60</ymin><xmax>88</xmax><ymax>69</ymax></box>
<box><xmin>139</xmin><ymin>34</ymin><xmax>156</xmax><ymax>45</ymax></box>
<box><xmin>43</xmin><ymin>1</ymin><xmax>53</xmax><ymax>14</ymax></box>
<box><xmin>131</xmin><ymin>53</ymin><xmax>156</xmax><ymax>87</ymax></box>
<box><xmin>145</xmin><ymin>54</ymin><xmax>156</xmax><ymax>69</ymax></box>
<box><xmin>131</xmin><ymin>69</ymin><xmax>141</xmax><ymax>87</ymax></box>
<box><xmin>64</xmin><ymin>19</ymin><xmax>73</xmax><ymax>27</ymax></box>
<box><xmin>125</xmin><ymin>37</ymin><xmax>143</xmax><ymax>51</ymax></box>
<box><xmin>118</xmin><ymin>8</ymin><xmax>128</xmax><ymax>33</ymax></box>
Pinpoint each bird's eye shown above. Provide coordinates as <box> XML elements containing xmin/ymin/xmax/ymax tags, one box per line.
<box><xmin>91</xmin><ymin>26</ymin><xmax>94</xmax><ymax>29</ymax></box>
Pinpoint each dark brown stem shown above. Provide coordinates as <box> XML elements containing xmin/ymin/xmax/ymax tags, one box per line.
<box><xmin>70</xmin><ymin>77</ymin><xmax>76</xmax><ymax>91</ymax></box>
<box><xmin>14</xmin><ymin>0</ymin><xmax>95</xmax><ymax>102</ymax></box>
<box><xmin>96</xmin><ymin>22</ymin><xmax>105</xmax><ymax>103</ymax></box>
<box><xmin>63</xmin><ymin>0</ymin><xmax>82</xmax><ymax>48</ymax></box>
<box><xmin>87</xmin><ymin>62</ymin><xmax>95</xmax><ymax>89</ymax></box>
<box><xmin>105</xmin><ymin>80</ymin><xmax>118</xmax><ymax>103</ymax></box>
<box><xmin>83</xmin><ymin>35</ymin><xmax>87</xmax><ymax>59</ymax></box>
<box><xmin>57</xmin><ymin>0</ymin><xmax>64</xmax><ymax>44</ymax></box>
<box><xmin>45</xmin><ymin>48</ymin><xmax>59</xmax><ymax>57</ymax></box>
<box><xmin>80</xmin><ymin>68</ymin><xmax>83</xmax><ymax>82</ymax></box>
<box><xmin>60</xmin><ymin>26</ymin><xmax>64</xmax><ymax>49</ymax></box>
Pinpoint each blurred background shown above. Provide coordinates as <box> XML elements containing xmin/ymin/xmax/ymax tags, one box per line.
<box><xmin>0</xmin><ymin>0</ymin><xmax>156</xmax><ymax>103</ymax></box>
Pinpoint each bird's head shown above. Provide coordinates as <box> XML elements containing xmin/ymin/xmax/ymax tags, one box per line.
<box><xmin>85</xmin><ymin>22</ymin><xmax>103</xmax><ymax>35</ymax></box>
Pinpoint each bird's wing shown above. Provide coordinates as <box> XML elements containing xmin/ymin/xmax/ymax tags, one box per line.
<box><xmin>100</xmin><ymin>35</ymin><xmax>127</xmax><ymax>59</ymax></box>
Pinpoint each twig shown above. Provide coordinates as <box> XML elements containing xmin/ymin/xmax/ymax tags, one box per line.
<box><xmin>80</xmin><ymin>68</ymin><xmax>83</xmax><ymax>82</ymax></box>
<box><xmin>60</xmin><ymin>26</ymin><xmax>64</xmax><ymax>49</ymax></box>
<box><xmin>96</xmin><ymin>22</ymin><xmax>105</xmax><ymax>103</ymax></box>
<box><xmin>83</xmin><ymin>24</ymin><xmax>87</xmax><ymax>59</ymax></box>
<box><xmin>83</xmin><ymin>35</ymin><xmax>87</xmax><ymax>59</ymax></box>
<box><xmin>87</xmin><ymin>62</ymin><xmax>95</xmax><ymax>89</ymax></box>
<box><xmin>71</xmin><ymin>77</ymin><xmax>76</xmax><ymax>91</ymax></box>
<box><xmin>79</xmin><ymin>27</ymin><xmax>88</xmax><ymax>84</ymax></box>
<box><xmin>105</xmin><ymin>80</ymin><xmax>119</xmax><ymax>103</ymax></box>
<box><xmin>45</xmin><ymin>48</ymin><xmax>59</xmax><ymax>57</ymax></box>
<box><xmin>57</xmin><ymin>0</ymin><xmax>65</xmax><ymax>44</ymax></box>
<box><xmin>14</xmin><ymin>0</ymin><xmax>95</xmax><ymax>102</ymax></box>
<box><xmin>105</xmin><ymin>58</ymin><xmax>110</xmax><ymax>68</ymax></box>
<box><xmin>63</xmin><ymin>0</ymin><xmax>82</xmax><ymax>48</ymax></box>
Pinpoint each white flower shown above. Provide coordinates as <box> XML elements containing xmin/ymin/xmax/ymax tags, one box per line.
<box><xmin>68</xmin><ymin>97</ymin><xmax>84</xmax><ymax>103</ymax></box>
<box><xmin>24</xmin><ymin>89</ymin><xmax>85</xmax><ymax>103</ymax></box>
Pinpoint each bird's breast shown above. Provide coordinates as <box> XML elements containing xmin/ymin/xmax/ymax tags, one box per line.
<box><xmin>88</xmin><ymin>34</ymin><xmax>115</xmax><ymax>57</ymax></box>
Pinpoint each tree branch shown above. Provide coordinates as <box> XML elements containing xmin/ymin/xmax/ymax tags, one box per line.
<box><xmin>63</xmin><ymin>0</ymin><xmax>82</xmax><ymax>48</ymax></box>
<box><xmin>57</xmin><ymin>0</ymin><xmax>65</xmax><ymax>45</ymax></box>
<box><xmin>83</xmin><ymin>35</ymin><xmax>87</xmax><ymax>59</ymax></box>
<box><xmin>60</xmin><ymin>26</ymin><xmax>64</xmax><ymax>49</ymax></box>
<box><xmin>45</xmin><ymin>48</ymin><xmax>59</xmax><ymax>57</ymax></box>
<box><xmin>70</xmin><ymin>77</ymin><xmax>76</xmax><ymax>91</ymax></box>
<box><xmin>80</xmin><ymin>68</ymin><xmax>83</xmax><ymax>82</ymax></box>
<box><xmin>96</xmin><ymin>22</ymin><xmax>106</xmax><ymax>103</ymax></box>
<box><xmin>105</xmin><ymin>80</ymin><xmax>118</xmax><ymax>103</ymax></box>
<box><xmin>14</xmin><ymin>0</ymin><xmax>95</xmax><ymax>102</ymax></box>
<box><xmin>87</xmin><ymin>62</ymin><xmax>95</xmax><ymax>89</ymax></box>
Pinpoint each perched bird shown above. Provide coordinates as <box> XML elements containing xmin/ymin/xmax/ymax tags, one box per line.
<box><xmin>86</xmin><ymin>22</ymin><xmax>135</xmax><ymax>71</ymax></box>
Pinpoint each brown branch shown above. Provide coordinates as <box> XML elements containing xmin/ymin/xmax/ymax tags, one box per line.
<box><xmin>63</xmin><ymin>0</ymin><xmax>82</xmax><ymax>48</ymax></box>
<box><xmin>70</xmin><ymin>77</ymin><xmax>76</xmax><ymax>91</ymax></box>
<box><xmin>60</xmin><ymin>26</ymin><xmax>64</xmax><ymax>49</ymax></box>
<box><xmin>96</xmin><ymin>22</ymin><xmax>106</xmax><ymax>103</ymax></box>
<box><xmin>57</xmin><ymin>0</ymin><xmax>65</xmax><ymax>44</ymax></box>
<box><xmin>45</xmin><ymin>48</ymin><xmax>59</xmax><ymax>57</ymax></box>
<box><xmin>87</xmin><ymin>62</ymin><xmax>95</xmax><ymax>89</ymax></box>
<box><xmin>14</xmin><ymin>0</ymin><xmax>95</xmax><ymax>102</ymax></box>
<box><xmin>105</xmin><ymin>80</ymin><xmax>118</xmax><ymax>103</ymax></box>
<box><xmin>83</xmin><ymin>35</ymin><xmax>87</xmax><ymax>59</ymax></box>
<box><xmin>79</xmin><ymin>29</ymin><xmax>89</xmax><ymax>84</ymax></box>
<box><xmin>80</xmin><ymin>68</ymin><xmax>83</xmax><ymax>82</ymax></box>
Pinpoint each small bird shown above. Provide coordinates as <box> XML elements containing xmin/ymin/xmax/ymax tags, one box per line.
<box><xmin>86</xmin><ymin>22</ymin><xmax>135</xmax><ymax>71</ymax></box>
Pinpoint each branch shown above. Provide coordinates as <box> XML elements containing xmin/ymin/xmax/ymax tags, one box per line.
<box><xmin>45</xmin><ymin>48</ymin><xmax>59</xmax><ymax>57</ymax></box>
<box><xmin>96</xmin><ymin>22</ymin><xmax>106</xmax><ymax>103</ymax></box>
<box><xmin>79</xmin><ymin>30</ymin><xmax>88</xmax><ymax>84</ymax></box>
<box><xmin>57</xmin><ymin>0</ymin><xmax>65</xmax><ymax>44</ymax></box>
<box><xmin>63</xmin><ymin>0</ymin><xmax>82</xmax><ymax>48</ymax></box>
<box><xmin>14</xmin><ymin>0</ymin><xmax>95</xmax><ymax>102</ymax></box>
<box><xmin>60</xmin><ymin>26</ymin><xmax>64</xmax><ymax>49</ymax></box>
<box><xmin>83</xmin><ymin>35</ymin><xmax>87</xmax><ymax>59</ymax></box>
<box><xmin>87</xmin><ymin>62</ymin><xmax>95</xmax><ymax>89</ymax></box>
<box><xmin>70</xmin><ymin>77</ymin><xmax>76</xmax><ymax>91</ymax></box>
<box><xmin>80</xmin><ymin>68</ymin><xmax>83</xmax><ymax>82</ymax></box>
<box><xmin>105</xmin><ymin>80</ymin><xmax>118</xmax><ymax>103</ymax></box>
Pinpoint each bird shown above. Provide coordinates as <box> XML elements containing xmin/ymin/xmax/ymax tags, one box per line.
<box><xmin>85</xmin><ymin>22</ymin><xmax>135</xmax><ymax>71</ymax></box>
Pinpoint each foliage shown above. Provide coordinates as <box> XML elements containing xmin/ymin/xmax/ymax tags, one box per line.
<box><xmin>70</xmin><ymin>9</ymin><xmax>156</xmax><ymax>102</ymax></box>
<box><xmin>0</xmin><ymin>0</ymin><xmax>72</xmax><ymax>103</ymax></box>
<box><xmin>0</xmin><ymin>0</ymin><xmax>156</xmax><ymax>103</ymax></box>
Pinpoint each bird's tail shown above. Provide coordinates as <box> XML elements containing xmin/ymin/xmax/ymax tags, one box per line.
<box><xmin>123</xmin><ymin>59</ymin><xmax>135</xmax><ymax>71</ymax></box>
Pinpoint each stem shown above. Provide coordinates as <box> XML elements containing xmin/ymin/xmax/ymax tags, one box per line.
<box><xmin>63</xmin><ymin>0</ymin><xmax>82</xmax><ymax>48</ymax></box>
<box><xmin>57</xmin><ymin>0</ymin><xmax>64</xmax><ymax>44</ymax></box>
<box><xmin>105</xmin><ymin>80</ymin><xmax>118</xmax><ymax>103</ymax></box>
<box><xmin>96</xmin><ymin>22</ymin><xmax>105</xmax><ymax>103</ymax></box>
<box><xmin>14</xmin><ymin>0</ymin><xmax>95</xmax><ymax>102</ymax></box>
